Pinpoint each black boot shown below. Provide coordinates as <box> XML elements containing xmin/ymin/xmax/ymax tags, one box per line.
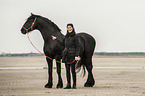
<box><xmin>64</xmin><ymin>64</ymin><xmax>71</xmax><ymax>89</ymax></box>
<box><xmin>72</xmin><ymin>84</ymin><xmax>76</xmax><ymax>89</ymax></box>
<box><xmin>71</xmin><ymin>62</ymin><xmax>77</xmax><ymax>89</ymax></box>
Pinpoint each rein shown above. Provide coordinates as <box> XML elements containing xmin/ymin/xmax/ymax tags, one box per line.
<box><xmin>23</xmin><ymin>17</ymin><xmax>76</xmax><ymax>64</ymax></box>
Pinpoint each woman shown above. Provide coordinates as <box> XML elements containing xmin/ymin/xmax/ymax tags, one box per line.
<box><xmin>52</xmin><ymin>23</ymin><xmax>80</xmax><ymax>89</ymax></box>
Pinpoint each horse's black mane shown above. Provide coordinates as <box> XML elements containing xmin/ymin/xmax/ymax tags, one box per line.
<box><xmin>28</xmin><ymin>14</ymin><xmax>61</xmax><ymax>32</ymax></box>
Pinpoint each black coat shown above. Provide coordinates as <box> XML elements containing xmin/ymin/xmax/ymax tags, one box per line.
<box><xmin>56</xmin><ymin>35</ymin><xmax>80</xmax><ymax>63</ymax></box>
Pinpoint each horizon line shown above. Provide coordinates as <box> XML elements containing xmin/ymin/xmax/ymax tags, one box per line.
<box><xmin>1</xmin><ymin>51</ymin><xmax>145</xmax><ymax>54</ymax></box>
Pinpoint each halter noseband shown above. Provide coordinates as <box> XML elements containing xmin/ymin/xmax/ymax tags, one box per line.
<box><xmin>23</xmin><ymin>17</ymin><xmax>37</xmax><ymax>33</ymax></box>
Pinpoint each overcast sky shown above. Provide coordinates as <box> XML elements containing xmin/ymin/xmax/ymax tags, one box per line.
<box><xmin>0</xmin><ymin>0</ymin><xmax>145</xmax><ymax>53</ymax></box>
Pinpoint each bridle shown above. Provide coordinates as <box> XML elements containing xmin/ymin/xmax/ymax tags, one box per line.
<box><xmin>22</xmin><ymin>17</ymin><xmax>76</xmax><ymax>64</ymax></box>
<box><xmin>23</xmin><ymin>17</ymin><xmax>37</xmax><ymax>33</ymax></box>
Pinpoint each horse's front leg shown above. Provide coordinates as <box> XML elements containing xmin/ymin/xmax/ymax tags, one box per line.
<box><xmin>56</xmin><ymin>61</ymin><xmax>63</xmax><ymax>88</ymax></box>
<box><xmin>45</xmin><ymin>58</ymin><xmax>53</xmax><ymax>88</ymax></box>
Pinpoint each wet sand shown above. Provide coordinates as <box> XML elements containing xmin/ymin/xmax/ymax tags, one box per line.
<box><xmin>0</xmin><ymin>56</ymin><xmax>145</xmax><ymax>96</ymax></box>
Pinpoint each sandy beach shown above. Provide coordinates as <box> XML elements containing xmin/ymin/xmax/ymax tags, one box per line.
<box><xmin>0</xmin><ymin>56</ymin><xmax>145</xmax><ymax>96</ymax></box>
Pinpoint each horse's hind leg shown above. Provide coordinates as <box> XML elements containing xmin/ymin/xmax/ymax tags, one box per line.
<box><xmin>84</xmin><ymin>58</ymin><xmax>95</xmax><ymax>87</ymax></box>
<box><xmin>45</xmin><ymin>58</ymin><xmax>53</xmax><ymax>88</ymax></box>
<box><xmin>56</xmin><ymin>62</ymin><xmax>63</xmax><ymax>88</ymax></box>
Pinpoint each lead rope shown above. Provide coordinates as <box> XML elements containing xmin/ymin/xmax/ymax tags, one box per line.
<box><xmin>23</xmin><ymin>17</ymin><xmax>76</xmax><ymax>64</ymax></box>
<box><xmin>26</xmin><ymin>33</ymin><xmax>76</xmax><ymax>64</ymax></box>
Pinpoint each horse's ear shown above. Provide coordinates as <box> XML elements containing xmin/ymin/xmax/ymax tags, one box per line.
<box><xmin>31</xmin><ymin>13</ymin><xmax>34</xmax><ymax>16</ymax></box>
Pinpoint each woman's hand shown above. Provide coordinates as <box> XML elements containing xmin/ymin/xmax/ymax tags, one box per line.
<box><xmin>51</xmin><ymin>35</ymin><xmax>56</xmax><ymax>40</ymax></box>
<box><xmin>75</xmin><ymin>56</ymin><xmax>80</xmax><ymax>61</ymax></box>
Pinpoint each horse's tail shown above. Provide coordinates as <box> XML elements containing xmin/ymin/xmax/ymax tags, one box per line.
<box><xmin>75</xmin><ymin>60</ymin><xmax>86</xmax><ymax>77</ymax></box>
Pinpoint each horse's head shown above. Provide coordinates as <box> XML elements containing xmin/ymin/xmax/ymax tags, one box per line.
<box><xmin>21</xmin><ymin>13</ymin><xmax>37</xmax><ymax>34</ymax></box>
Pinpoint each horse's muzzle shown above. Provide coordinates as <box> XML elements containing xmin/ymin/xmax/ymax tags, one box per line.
<box><xmin>21</xmin><ymin>28</ymin><xmax>27</xmax><ymax>34</ymax></box>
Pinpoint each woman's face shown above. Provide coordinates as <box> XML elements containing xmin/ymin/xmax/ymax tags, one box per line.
<box><xmin>67</xmin><ymin>26</ymin><xmax>73</xmax><ymax>33</ymax></box>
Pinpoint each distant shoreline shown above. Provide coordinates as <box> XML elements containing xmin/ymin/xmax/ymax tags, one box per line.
<box><xmin>0</xmin><ymin>53</ymin><xmax>43</xmax><ymax>57</ymax></box>
<box><xmin>0</xmin><ymin>52</ymin><xmax>145</xmax><ymax>57</ymax></box>
<box><xmin>94</xmin><ymin>52</ymin><xmax>145</xmax><ymax>56</ymax></box>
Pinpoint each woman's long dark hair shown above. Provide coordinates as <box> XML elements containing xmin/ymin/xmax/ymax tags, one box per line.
<box><xmin>65</xmin><ymin>23</ymin><xmax>76</xmax><ymax>37</ymax></box>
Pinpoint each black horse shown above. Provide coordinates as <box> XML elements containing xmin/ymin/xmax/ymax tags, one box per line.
<box><xmin>21</xmin><ymin>13</ymin><xmax>96</xmax><ymax>88</ymax></box>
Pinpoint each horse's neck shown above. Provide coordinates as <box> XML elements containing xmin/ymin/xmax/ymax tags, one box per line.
<box><xmin>36</xmin><ymin>20</ymin><xmax>63</xmax><ymax>43</ymax></box>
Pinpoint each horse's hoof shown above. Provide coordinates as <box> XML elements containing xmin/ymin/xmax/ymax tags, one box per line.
<box><xmin>64</xmin><ymin>86</ymin><xmax>71</xmax><ymax>89</ymax></box>
<box><xmin>72</xmin><ymin>86</ymin><xmax>77</xmax><ymax>89</ymax></box>
<box><xmin>45</xmin><ymin>83</ymin><xmax>53</xmax><ymax>88</ymax></box>
<box><xmin>56</xmin><ymin>83</ymin><xmax>63</xmax><ymax>88</ymax></box>
<box><xmin>64</xmin><ymin>85</ymin><xmax>71</xmax><ymax>89</ymax></box>
<box><xmin>84</xmin><ymin>82</ymin><xmax>95</xmax><ymax>87</ymax></box>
